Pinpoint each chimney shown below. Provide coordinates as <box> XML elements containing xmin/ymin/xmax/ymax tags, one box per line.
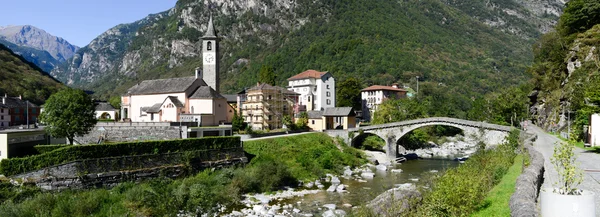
<box><xmin>18</xmin><ymin>95</ymin><xmax>21</xmax><ymax>100</ymax></box>
<box><xmin>392</xmin><ymin>83</ymin><xmax>399</xmax><ymax>89</ymax></box>
<box><xmin>195</xmin><ymin>67</ymin><xmax>202</xmax><ymax>79</ymax></box>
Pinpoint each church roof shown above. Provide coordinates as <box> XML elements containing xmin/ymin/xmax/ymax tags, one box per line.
<box><xmin>142</xmin><ymin>103</ymin><xmax>162</xmax><ymax>113</ymax></box>
<box><xmin>323</xmin><ymin>107</ymin><xmax>355</xmax><ymax>117</ymax></box>
<box><xmin>95</xmin><ymin>102</ymin><xmax>115</xmax><ymax>111</ymax></box>
<box><xmin>189</xmin><ymin>86</ymin><xmax>225</xmax><ymax>99</ymax></box>
<box><xmin>202</xmin><ymin>16</ymin><xmax>217</xmax><ymax>39</ymax></box>
<box><xmin>166</xmin><ymin>96</ymin><xmax>184</xmax><ymax>107</ymax></box>
<box><xmin>126</xmin><ymin>77</ymin><xmax>206</xmax><ymax>95</ymax></box>
<box><xmin>287</xmin><ymin>70</ymin><xmax>328</xmax><ymax>81</ymax></box>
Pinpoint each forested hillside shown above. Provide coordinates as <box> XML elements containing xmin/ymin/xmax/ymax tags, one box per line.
<box><xmin>0</xmin><ymin>44</ymin><xmax>64</xmax><ymax>105</ymax></box>
<box><xmin>529</xmin><ymin>0</ymin><xmax>600</xmax><ymax>138</ymax></box>
<box><xmin>52</xmin><ymin>0</ymin><xmax>563</xmax><ymax>102</ymax></box>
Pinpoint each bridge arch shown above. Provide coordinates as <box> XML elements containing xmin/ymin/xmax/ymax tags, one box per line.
<box><xmin>395</xmin><ymin>125</ymin><xmax>464</xmax><ymax>151</ymax></box>
<box><xmin>340</xmin><ymin>117</ymin><xmax>512</xmax><ymax>160</ymax></box>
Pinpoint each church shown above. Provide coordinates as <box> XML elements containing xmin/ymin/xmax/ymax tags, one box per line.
<box><xmin>120</xmin><ymin>17</ymin><xmax>233</xmax><ymax>125</ymax></box>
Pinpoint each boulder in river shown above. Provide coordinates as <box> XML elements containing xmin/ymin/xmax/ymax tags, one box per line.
<box><xmin>366</xmin><ymin>185</ymin><xmax>421</xmax><ymax>216</ymax></box>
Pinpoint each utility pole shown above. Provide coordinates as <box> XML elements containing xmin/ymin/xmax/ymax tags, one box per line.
<box><xmin>416</xmin><ymin>76</ymin><xmax>420</xmax><ymax>98</ymax></box>
<box><xmin>568</xmin><ymin>103</ymin><xmax>571</xmax><ymax>139</ymax></box>
<box><xmin>26</xmin><ymin>100</ymin><xmax>29</xmax><ymax>129</ymax></box>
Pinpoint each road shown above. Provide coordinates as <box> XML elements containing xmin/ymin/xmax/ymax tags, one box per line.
<box><xmin>528</xmin><ymin>123</ymin><xmax>600</xmax><ymax>213</ymax></box>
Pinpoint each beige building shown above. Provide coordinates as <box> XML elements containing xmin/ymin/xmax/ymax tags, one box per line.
<box><xmin>303</xmin><ymin>107</ymin><xmax>357</xmax><ymax>131</ymax></box>
<box><xmin>242</xmin><ymin>83</ymin><xmax>300</xmax><ymax>130</ymax></box>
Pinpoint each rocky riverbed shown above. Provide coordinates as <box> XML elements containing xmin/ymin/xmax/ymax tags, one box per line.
<box><xmin>408</xmin><ymin>135</ymin><xmax>479</xmax><ymax>159</ymax></box>
<box><xmin>221</xmin><ymin>157</ymin><xmax>459</xmax><ymax>217</ymax></box>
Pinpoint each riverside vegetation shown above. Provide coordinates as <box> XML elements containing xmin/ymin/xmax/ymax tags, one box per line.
<box><xmin>352</xmin><ymin>129</ymin><xmax>521</xmax><ymax>217</ymax></box>
<box><xmin>0</xmin><ymin>133</ymin><xmax>366</xmax><ymax>216</ymax></box>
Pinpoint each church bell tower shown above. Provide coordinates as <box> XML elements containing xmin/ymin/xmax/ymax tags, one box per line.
<box><xmin>202</xmin><ymin>16</ymin><xmax>219</xmax><ymax>92</ymax></box>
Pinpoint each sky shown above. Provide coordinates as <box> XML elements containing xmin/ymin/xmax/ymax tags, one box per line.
<box><xmin>0</xmin><ymin>0</ymin><xmax>178</xmax><ymax>47</ymax></box>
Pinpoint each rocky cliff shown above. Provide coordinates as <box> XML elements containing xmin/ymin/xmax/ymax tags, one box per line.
<box><xmin>52</xmin><ymin>0</ymin><xmax>564</xmax><ymax>98</ymax></box>
<box><xmin>0</xmin><ymin>25</ymin><xmax>79</xmax><ymax>72</ymax></box>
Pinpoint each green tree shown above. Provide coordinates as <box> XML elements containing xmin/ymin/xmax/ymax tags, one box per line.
<box><xmin>40</xmin><ymin>88</ymin><xmax>97</xmax><ymax>145</ymax></box>
<box><xmin>296</xmin><ymin>112</ymin><xmax>308</xmax><ymax>129</ymax></box>
<box><xmin>559</xmin><ymin>0</ymin><xmax>600</xmax><ymax>36</ymax></box>
<box><xmin>232</xmin><ymin>110</ymin><xmax>246</xmax><ymax>132</ymax></box>
<box><xmin>109</xmin><ymin>96</ymin><xmax>121</xmax><ymax>110</ymax></box>
<box><xmin>372</xmin><ymin>98</ymin><xmax>428</xmax><ymax>124</ymax></box>
<box><xmin>336</xmin><ymin>77</ymin><xmax>363</xmax><ymax>110</ymax></box>
<box><xmin>258</xmin><ymin>65</ymin><xmax>277</xmax><ymax>85</ymax></box>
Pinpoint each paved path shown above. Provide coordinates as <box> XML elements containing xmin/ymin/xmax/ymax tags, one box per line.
<box><xmin>241</xmin><ymin>132</ymin><xmax>315</xmax><ymax>141</ymax></box>
<box><xmin>528</xmin><ymin>124</ymin><xmax>600</xmax><ymax>214</ymax></box>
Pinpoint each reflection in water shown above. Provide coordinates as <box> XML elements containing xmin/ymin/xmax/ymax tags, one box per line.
<box><xmin>281</xmin><ymin>159</ymin><xmax>460</xmax><ymax>215</ymax></box>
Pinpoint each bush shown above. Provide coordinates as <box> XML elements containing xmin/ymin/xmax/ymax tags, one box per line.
<box><xmin>33</xmin><ymin>144</ymin><xmax>71</xmax><ymax>154</ymax></box>
<box><xmin>412</xmin><ymin>139</ymin><xmax>518</xmax><ymax>216</ymax></box>
<box><xmin>1</xmin><ymin>137</ymin><xmax>241</xmax><ymax>176</ymax></box>
<box><xmin>244</xmin><ymin>133</ymin><xmax>366</xmax><ymax>180</ymax></box>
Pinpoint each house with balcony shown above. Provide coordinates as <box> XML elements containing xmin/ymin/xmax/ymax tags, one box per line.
<box><xmin>287</xmin><ymin>70</ymin><xmax>335</xmax><ymax>111</ymax></box>
<box><xmin>242</xmin><ymin>83</ymin><xmax>300</xmax><ymax>130</ymax></box>
<box><xmin>361</xmin><ymin>83</ymin><xmax>408</xmax><ymax>122</ymax></box>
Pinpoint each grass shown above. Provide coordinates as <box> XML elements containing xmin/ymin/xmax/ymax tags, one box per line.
<box><xmin>0</xmin><ymin>133</ymin><xmax>366</xmax><ymax>216</ymax></box>
<box><xmin>572</xmin><ymin>140</ymin><xmax>599</xmax><ymax>152</ymax></box>
<box><xmin>471</xmin><ymin>154</ymin><xmax>524</xmax><ymax>217</ymax></box>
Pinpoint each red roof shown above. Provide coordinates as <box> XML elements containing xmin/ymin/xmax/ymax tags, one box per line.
<box><xmin>287</xmin><ymin>70</ymin><xmax>328</xmax><ymax>81</ymax></box>
<box><xmin>361</xmin><ymin>85</ymin><xmax>407</xmax><ymax>92</ymax></box>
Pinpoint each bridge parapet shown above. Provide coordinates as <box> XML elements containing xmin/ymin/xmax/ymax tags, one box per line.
<box><xmin>350</xmin><ymin>117</ymin><xmax>512</xmax><ymax>132</ymax></box>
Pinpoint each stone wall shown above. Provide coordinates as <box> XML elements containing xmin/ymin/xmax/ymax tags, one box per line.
<box><xmin>509</xmin><ymin>133</ymin><xmax>544</xmax><ymax>217</ymax></box>
<box><xmin>74</xmin><ymin>122</ymin><xmax>186</xmax><ymax>144</ymax></box>
<box><xmin>15</xmin><ymin>148</ymin><xmax>247</xmax><ymax>190</ymax></box>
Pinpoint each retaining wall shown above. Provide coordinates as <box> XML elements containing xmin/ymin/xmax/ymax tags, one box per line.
<box><xmin>15</xmin><ymin>148</ymin><xmax>247</xmax><ymax>190</ymax></box>
<box><xmin>509</xmin><ymin>133</ymin><xmax>544</xmax><ymax>217</ymax></box>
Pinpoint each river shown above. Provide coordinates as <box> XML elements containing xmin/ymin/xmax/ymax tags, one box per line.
<box><xmin>228</xmin><ymin>156</ymin><xmax>460</xmax><ymax>216</ymax></box>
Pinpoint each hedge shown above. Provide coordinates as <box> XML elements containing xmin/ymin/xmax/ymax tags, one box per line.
<box><xmin>0</xmin><ymin>136</ymin><xmax>241</xmax><ymax>176</ymax></box>
<box><xmin>33</xmin><ymin>144</ymin><xmax>72</xmax><ymax>154</ymax></box>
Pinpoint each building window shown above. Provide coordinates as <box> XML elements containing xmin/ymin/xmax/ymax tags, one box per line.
<box><xmin>312</xmin><ymin>120</ymin><xmax>315</xmax><ymax>124</ymax></box>
<box><xmin>326</xmin><ymin>92</ymin><xmax>331</xmax><ymax>97</ymax></box>
<box><xmin>268</xmin><ymin>115</ymin><xmax>272</xmax><ymax>121</ymax></box>
<box><xmin>191</xmin><ymin>106</ymin><xmax>194</xmax><ymax>114</ymax></box>
<box><xmin>0</xmin><ymin>108</ymin><xmax>3</xmax><ymax>113</ymax></box>
<box><xmin>268</xmin><ymin>95</ymin><xmax>272</xmax><ymax>100</ymax></box>
<box><xmin>327</xmin><ymin>99</ymin><xmax>331</xmax><ymax>105</ymax></box>
<box><xmin>1</xmin><ymin>115</ymin><xmax>3</xmax><ymax>120</ymax></box>
<box><xmin>14</xmin><ymin>108</ymin><xmax>19</xmax><ymax>113</ymax></box>
<box><xmin>207</xmin><ymin>41</ymin><xmax>212</xmax><ymax>51</ymax></box>
<box><xmin>32</xmin><ymin>109</ymin><xmax>36</xmax><ymax>114</ymax></box>
<box><xmin>308</xmin><ymin>96</ymin><xmax>311</xmax><ymax>102</ymax></box>
<box><xmin>255</xmin><ymin>116</ymin><xmax>259</xmax><ymax>121</ymax></box>
<box><xmin>327</xmin><ymin>85</ymin><xmax>330</xmax><ymax>89</ymax></box>
<box><xmin>15</xmin><ymin>116</ymin><xmax>20</xmax><ymax>121</ymax></box>
<box><xmin>283</xmin><ymin>105</ymin><xmax>287</xmax><ymax>110</ymax></box>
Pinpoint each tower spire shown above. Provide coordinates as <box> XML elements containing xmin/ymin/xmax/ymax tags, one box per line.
<box><xmin>203</xmin><ymin>15</ymin><xmax>216</xmax><ymax>38</ymax></box>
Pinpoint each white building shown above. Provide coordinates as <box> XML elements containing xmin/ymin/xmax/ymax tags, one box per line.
<box><xmin>361</xmin><ymin>84</ymin><xmax>407</xmax><ymax>122</ymax></box>
<box><xmin>588</xmin><ymin>114</ymin><xmax>600</xmax><ymax>147</ymax></box>
<box><xmin>120</xmin><ymin>17</ymin><xmax>234</xmax><ymax>126</ymax></box>
<box><xmin>287</xmin><ymin>70</ymin><xmax>335</xmax><ymax>111</ymax></box>
<box><xmin>95</xmin><ymin>102</ymin><xmax>117</xmax><ymax>120</ymax></box>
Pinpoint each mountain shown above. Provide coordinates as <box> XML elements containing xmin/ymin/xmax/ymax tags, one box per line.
<box><xmin>52</xmin><ymin>0</ymin><xmax>564</xmax><ymax>100</ymax></box>
<box><xmin>0</xmin><ymin>25</ymin><xmax>79</xmax><ymax>72</ymax></box>
<box><xmin>529</xmin><ymin>0</ymin><xmax>600</xmax><ymax>136</ymax></box>
<box><xmin>0</xmin><ymin>43</ymin><xmax>64</xmax><ymax>105</ymax></box>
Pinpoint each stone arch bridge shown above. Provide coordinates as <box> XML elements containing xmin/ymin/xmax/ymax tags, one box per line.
<box><xmin>325</xmin><ymin>117</ymin><xmax>513</xmax><ymax>159</ymax></box>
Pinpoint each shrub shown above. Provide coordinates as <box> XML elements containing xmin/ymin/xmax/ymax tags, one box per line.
<box><xmin>412</xmin><ymin>140</ymin><xmax>518</xmax><ymax>216</ymax></box>
<box><xmin>33</xmin><ymin>144</ymin><xmax>71</xmax><ymax>154</ymax></box>
<box><xmin>0</xmin><ymin>137</ymin><xmax>241</xmax><ymax>176</ymax></box>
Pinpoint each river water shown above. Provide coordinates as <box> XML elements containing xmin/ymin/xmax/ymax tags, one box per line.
<box><xmin>277</xmin><ymin>158</ymin><xmax>460</xmax><ymax>215</ymax></box>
